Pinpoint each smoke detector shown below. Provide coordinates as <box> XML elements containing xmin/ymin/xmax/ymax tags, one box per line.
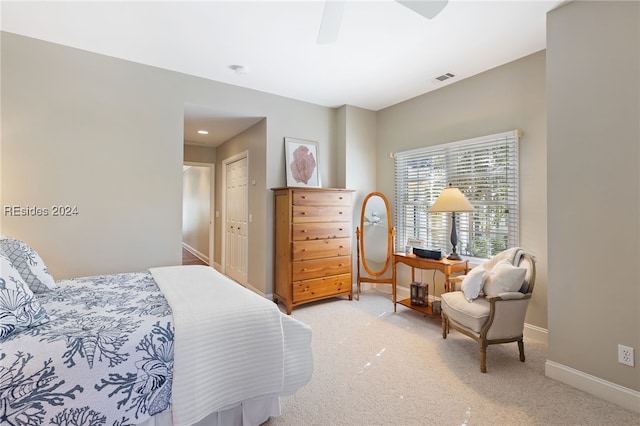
<box><xmin>229</xmin><ymin>64</ymin><xmax>249</xmax><ymax>75</ymax></box>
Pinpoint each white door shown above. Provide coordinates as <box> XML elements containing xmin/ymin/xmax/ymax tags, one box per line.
<box><xmin>225</xmin><ymin>156</ymin><xmax>248</xmax><ymax>284</ymax></box>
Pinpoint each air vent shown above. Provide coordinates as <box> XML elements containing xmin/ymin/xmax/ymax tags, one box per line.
<box><xmin>435</xmin><ymin>72</ymin><xmax>456</xmax><ymax>82</ymax></box>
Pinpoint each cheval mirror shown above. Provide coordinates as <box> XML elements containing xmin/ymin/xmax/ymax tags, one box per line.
<box><xmin>355</xmin><ymin>192</ymin><xmax>395</xmax><ymax>299</ymax></box>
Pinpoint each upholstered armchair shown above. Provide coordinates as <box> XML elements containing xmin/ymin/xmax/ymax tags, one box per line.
<box><xmin>441</xmin><ymin>247</ymin><xmax>536</xmax><ymax>373</ymax></box>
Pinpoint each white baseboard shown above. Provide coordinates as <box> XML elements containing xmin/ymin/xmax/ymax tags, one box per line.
<box><xmin>524</xmin><ymin>323</ymin><xmax>548</xmax><ymax>345</ymax></box>
<box><xmin>182</xmin><ymin>242</ymin><xmax>209</xmax><ymax>265</ymax></box>
<box><xmin>545</xmin><ymin>360</ymin><xmax>640</xmax><ymax>414</ymax></box>
<box><xmin>396</xmin><ymin>284</ymin><xmax>409</xmax><ymax>298</ymax></box>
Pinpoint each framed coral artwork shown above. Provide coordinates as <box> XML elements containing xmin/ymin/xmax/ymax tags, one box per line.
<box><xmin>285</xmin><ymin>137</ymin><xmax>321</xmax><ymax>187</ymax></box>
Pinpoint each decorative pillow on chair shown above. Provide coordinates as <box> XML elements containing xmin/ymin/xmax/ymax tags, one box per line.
<box><xmin>483</xmin><ymin>260</ymin><xmax>527</xmax><ymax>297</ymax></box>
<box><xmin>0</xmin><ymin>236</ymin><xmax>56</xmax><ymax>293</ymax></box>
<box><xmin>460</xmin><ymin>266</ymin><xmax>488</xmax><ymax>302</ymax></box>
<box><xmin>0</xmin><ymin>252</ymin><xmax>50</xmax><ymax>341</ymax></box>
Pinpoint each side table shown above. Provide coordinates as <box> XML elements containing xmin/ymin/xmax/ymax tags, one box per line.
<box><xmin>392</xmin><ymin>253</ymin><xmax>469</xmax><ymax>317</ymax></box>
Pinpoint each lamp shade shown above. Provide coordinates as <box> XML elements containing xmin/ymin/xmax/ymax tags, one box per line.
<box><xmin>428</xmin><ymin>185</ymin><xmax>474</xmax><ymax>213</ymax></box>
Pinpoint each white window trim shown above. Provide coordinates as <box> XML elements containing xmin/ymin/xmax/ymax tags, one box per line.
<box><xmin>394</xmin><ymin>130</ymin><xmax>521</xmax><ymax>260</ymax></box>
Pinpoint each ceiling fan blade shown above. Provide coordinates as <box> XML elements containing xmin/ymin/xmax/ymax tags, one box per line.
<box><xmin>317</xmin><ymin>0</ymin><xmax>346</xmax><ymax>44</ymax></box>
<box><xmin>396</xmin><ymin>0</ymin><xmax>448</xmax><ymax>19</ymax></box>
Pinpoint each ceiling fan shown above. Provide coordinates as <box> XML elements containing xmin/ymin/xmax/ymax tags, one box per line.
<box><xmin>317</xmin><ymin>0</ymin><xmax>449</xmax><ymax>44</ymax></box>
<box><xmin>364</xmin><ymin>211</ymin><xmax>383</xmax><ymax>227</ymax></box>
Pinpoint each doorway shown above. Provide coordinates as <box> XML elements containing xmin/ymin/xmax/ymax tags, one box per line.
<box><xmin>182</xmin><ymin>163</ymin><xmax>215</xmax><ymax>266</ymax></box>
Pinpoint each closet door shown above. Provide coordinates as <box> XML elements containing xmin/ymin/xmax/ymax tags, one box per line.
<box><xmin>225</xmin><ymin>156</ymin><xmax>248</xmax><ymax>285</ymax></box>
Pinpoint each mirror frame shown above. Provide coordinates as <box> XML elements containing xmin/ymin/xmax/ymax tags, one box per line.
<box><xmin>359</xmin><ymin>192</ymin><xmax>393</xmax><ymax>276</ymax></box>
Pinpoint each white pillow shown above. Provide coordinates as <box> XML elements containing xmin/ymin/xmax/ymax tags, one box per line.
<box><xmin>0</xmin><ymin>236</ymin><xmax>56</xmax><ymax>293</ymax></box>
<box><xmin>0</xmin><ymin>251</ymin><xmax>50</xmax><ymax>341</ymax></box>
<box><xmin>483</xmin><ymin>260</ymin><xmax>526</xmax><ymax>297</ymax></box>
<box><xmin>460</xmin><ymin>266</ymin><xmax>488</xmax><ymax>302</ymax></box>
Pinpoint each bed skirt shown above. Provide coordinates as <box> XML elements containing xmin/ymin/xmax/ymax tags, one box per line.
<box><xmin>138</xmin><ymin>395</ymin><xmax>281</xmax><ymax>426</ymax></box>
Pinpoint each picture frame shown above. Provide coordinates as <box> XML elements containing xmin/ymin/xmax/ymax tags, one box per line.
<box><xmin>405</xmin><ymin>238</ymin><xmax>425</xmax><ymax>254</ymax></box>
<box><xmin>407</xmin><ymin>238</ymin><xmax>425</xmax><ymax>248</ymax></box>
<box><xmin>285</xmin><ymin>137</ymin><xmax>321</xmax><ymax>187</ymax></box>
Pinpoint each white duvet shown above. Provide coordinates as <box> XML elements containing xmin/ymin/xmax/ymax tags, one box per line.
<box><xmin>150</xmin><ymin>265</ymin><xmax>311</xmax><ymax>426</ymax></box>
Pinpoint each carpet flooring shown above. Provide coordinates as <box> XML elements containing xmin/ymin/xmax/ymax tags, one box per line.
<box><xmin>266</xmin><ymin>289</ymin><xmax>639</xmax><ymax>426</ymax></box>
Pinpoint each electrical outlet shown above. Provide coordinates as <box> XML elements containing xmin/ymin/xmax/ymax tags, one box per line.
<box><xmin>618</xmin><ymin>344</ymin><xmax>635</xmax><ymax>367</ymax></box>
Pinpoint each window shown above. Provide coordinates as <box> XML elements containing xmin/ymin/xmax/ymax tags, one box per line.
<box><xmin>394</xmin><ymin>130</ymin><xmax>520</xmax><ymax>259</ymax></box>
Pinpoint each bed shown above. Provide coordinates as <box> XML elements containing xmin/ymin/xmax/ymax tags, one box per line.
<box><xmin>0</xmin><ymin>236</ymin><xmax>313</xmax><ymax>426</ymax></box>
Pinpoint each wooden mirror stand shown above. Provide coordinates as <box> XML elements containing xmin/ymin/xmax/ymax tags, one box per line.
<box><xmin>356</xmin><ymin>192</ymin><xmax>395</xmax><ymax>299</ymax></box>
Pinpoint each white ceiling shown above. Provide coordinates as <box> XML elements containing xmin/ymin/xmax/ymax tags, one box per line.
<box><xmin>1</xmin><ymin>0</ymin><xmax>565</xmax><ymax>146</ymax></box>
<box><xmin>183</xmin><ymin>103</ymin><xmax>264</xmax><ymax>147</ymax></box>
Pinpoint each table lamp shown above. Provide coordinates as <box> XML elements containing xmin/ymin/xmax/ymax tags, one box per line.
<box><xmin>428</xmin><ymin>183</ymin><xmax>474</xmax><ymax>260</ymax></box>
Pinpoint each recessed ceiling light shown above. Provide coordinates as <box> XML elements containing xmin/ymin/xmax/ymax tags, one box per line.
<box><xmin>197</xmin><ymin>130</ymin><xmax>209</xmax><ymax>135</ymax></box>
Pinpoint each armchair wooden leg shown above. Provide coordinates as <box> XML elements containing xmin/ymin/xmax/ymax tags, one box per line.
<box><xmin>480</xmin><ymin>343</ymin><xmax>487</xmax><ymax>373</ymax></box>
<box><xmin>441</xmin><ymin>315</ymin><xmax>448</xmax><ymax>339</ymax></box>
<box><xmin>518</xmin><ymin>339</ymin><xmax>525</xmax><ymax>362</ymax></box>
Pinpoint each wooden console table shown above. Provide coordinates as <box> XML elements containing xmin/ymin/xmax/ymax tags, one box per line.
<box><xmin>392</xmin><ymin>253</ymin><xmax>469</xmax><ymax>316</ymax></box>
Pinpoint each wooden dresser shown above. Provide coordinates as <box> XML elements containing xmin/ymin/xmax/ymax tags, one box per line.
<box><xmin>272</xmin><ymin>187</ymin><xmax>354</xmax><ymax>314</ymax></box>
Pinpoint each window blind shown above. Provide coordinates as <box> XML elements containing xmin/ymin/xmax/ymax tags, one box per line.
<box><xmin>394</xmin><ymin>130</ymin><xmax>520</xmax><ymax>259</ymax></box>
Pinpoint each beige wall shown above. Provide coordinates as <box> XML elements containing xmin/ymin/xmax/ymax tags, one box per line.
<box><xmin>1</xmin><ymin>32</ymin><xmax>337</xmax><ymax>289</ymax></box>
<box><xmin>1</xmin><ymin>33</ymin><xmax>184</xmax><ymax>278</ymax></box>
<box><xmin>343</xmin><ymin>105</ymin><xmax>378</xmax><ymax>213</ymax></box>
<box><xmin>184</xmin><ymin>144</ymin><xmax>216</xmax><ymax>164</ymax></box>
<box><xmin>377</xmin><ymin>51</ymin><xmax>549</xmax><ymax>330</ymax></box>
<box><xmin>546</xmin><ymin>0</ymin><xmax>639</xmax><ymax>394</ymax></box>
<box><xmin>339</xmin><ymin>106</ymin><xmax>380</xmax><ymax>280</ymax></box>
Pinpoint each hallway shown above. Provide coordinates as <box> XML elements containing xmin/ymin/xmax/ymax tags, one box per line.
<box><xmin>182</xmin><ymin>247</ymin><xmax>207</xmax><ymax>266</ymax></box>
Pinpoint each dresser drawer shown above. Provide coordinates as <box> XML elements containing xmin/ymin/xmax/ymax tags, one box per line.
<box><xmin>292</xmin><ymin>205</ymin><xmax>350</xmax><ymax>223</ymax></box>
<box><xmin>293</xmin><ymin>190</ymin><xmax>351</xmax><ymax>206</ymax></box>
<box><xmin>292</xmin><ymin>222</ymin><xmax>351</xmax><ymax>241</ymax></box>
<box><xmin>292</xmin><ymin>257</ymin><xmax>351</xmax><ymax>281</ymax></box>
<box><xmin>293</xmin><ymin>273</ymin><xmax>351</xmax><ymax>302</ymax></box>
<box><xmin>293</xmin><ymin>238</ymin><xmax>351</xmax><ymax>261</ymax></box>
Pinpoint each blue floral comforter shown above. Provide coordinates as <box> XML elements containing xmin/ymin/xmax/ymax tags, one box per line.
<box><xmin>0</xmin><ymin>272</ymin><xmax>174</xmax><ymax>426</ymax></box>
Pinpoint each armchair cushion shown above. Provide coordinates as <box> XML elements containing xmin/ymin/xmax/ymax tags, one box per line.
<box><xmin>460</xmin><ymin>266</ymin><xmax>487</xmax><ymax>302</ymax></box>
<box><xmin>441</xmin><ymin>291</ymin><xmax>490</xmax><ymax>334</ymax></box>
<box><xmin>483</xmin><ymin>260</ymin><xmax>526</xmax><ymax>297</ymax></box>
